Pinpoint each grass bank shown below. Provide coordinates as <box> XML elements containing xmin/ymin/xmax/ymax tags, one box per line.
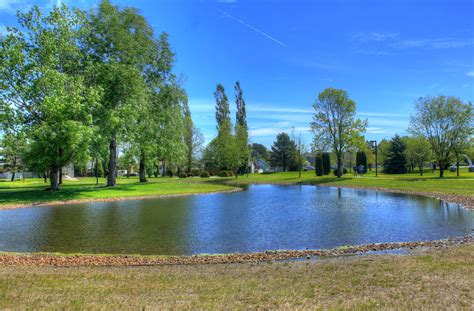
<box><xmin>0</xmin><ymin>177</ymin><xmax>238</xmax><ymax>208</ymax></box>
<box><xmin>0</xmin><ymin>243</ymin><xmax>472</xmax><ymax>309</ymax></box>
<box><xmin>0</xmin><ymin>168</ymin><xmax>473</xmax><ymax>208</ymax></box>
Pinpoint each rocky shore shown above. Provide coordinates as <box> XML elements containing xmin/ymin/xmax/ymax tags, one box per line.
<box><xmin>0</xmin><ymin>236</ymin><xmax>471</xmax><ymax>267</ymax></box>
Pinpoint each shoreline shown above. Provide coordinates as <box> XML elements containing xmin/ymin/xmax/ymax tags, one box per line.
<box><xmin>0</xmin><ymin>236</ymin><xmax>471</xmax><ymax>267</ymax></box>
<box><xmin>1</xmin><ymin>182</ymin><xmax>473</xmax><ymax>211</ymax></box>
<box><xmin>0</xmin><ymin>187</ymin><xmax>242</xmax><ymax>211</ymax></box>
<box><xmin>317</xmin><ymin>183</ymin><xmax>474</xmax><ymax>211</ymax></box>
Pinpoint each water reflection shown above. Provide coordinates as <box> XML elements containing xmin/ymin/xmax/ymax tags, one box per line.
<box><xmin>0</xmin><ymin>185</ymin><xmax>472</xmax><ymax>255</ymax></box>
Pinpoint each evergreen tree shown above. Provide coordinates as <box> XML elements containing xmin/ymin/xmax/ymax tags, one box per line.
<box><xmin>270</xmin><ymin>133</ymin><xmax>296</xmax><ymax>172</ymax></box>
<box><xmin>356</xmin><ymin>151</ymin><xmax>368</xmax><ymax>173</ymax></box>
<box><xmin>315</xmin><ymin>153</ymin><xmax>323</xmax><ymax>176</ymax></box>
<box><xmin>322</xmin><ymin>152</ymin><xmax>331</xmax><ymax>175</ymax></box>
<box><xmin>383</xmin><ymin>135</ymin><xmax>408</xmax><ymax>174</ymax></box>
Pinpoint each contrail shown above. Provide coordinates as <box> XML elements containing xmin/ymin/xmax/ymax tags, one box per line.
<box><xmin>218</xmin><ymin>9</ymin><xmax>287</xmax><ymax>47</ymax></box>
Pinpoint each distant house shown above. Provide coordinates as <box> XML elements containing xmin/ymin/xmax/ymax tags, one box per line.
<box><xmin>0</xmin><ymin>163</ymin><xmax>75</xmax><ymax>180</ymax></box>
<box><xmin>248</xmin><ymin>157</ymin><xmax>270</xmax><ymax>173</ymax></box>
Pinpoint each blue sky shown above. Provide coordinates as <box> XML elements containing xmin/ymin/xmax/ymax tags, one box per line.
<box><xmin>1</xmin><ymin>0</ymin><xmax>473</xmax><ymax>147</ymax></box>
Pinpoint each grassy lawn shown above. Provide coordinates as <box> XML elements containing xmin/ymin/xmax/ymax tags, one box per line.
<box><xmin>1</xmin><ymin>168</ymin><xmax>473</xmax><ymax>206</ymax></box>
<box><xmin>0</xmin><ymin>177</ymin><xmax>237</xmax><ymax>206</ymax></box>
<box><xmin>222</xmin><ymin>168</ymin><xmax>474</xmax><ymax>197</ymax></box>
<box><xmin>0</xmin><ymin>243</ymin><xmax>472</xmax><ymax>309</ymax></box>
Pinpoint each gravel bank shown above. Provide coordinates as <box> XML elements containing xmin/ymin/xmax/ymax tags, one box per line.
<box><xmin>0</xmin><ymin>236</ymin><xmax>471</xmax><ymax>267</ymax></box>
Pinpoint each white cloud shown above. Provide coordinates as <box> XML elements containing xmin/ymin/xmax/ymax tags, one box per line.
<box><xmin>467</xmin><ymin>71</ymin><xmax>474</xmax><ymax>77</ymax></box>
<box><xmin>0</xmin><ymin>0</ymin><xmax>30</xmax><ymax>13</ymax></box>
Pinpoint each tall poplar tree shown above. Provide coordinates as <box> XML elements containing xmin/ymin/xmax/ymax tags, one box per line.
<box><xmin>234</xmin><ymin>81</ymin><xmax>249</xmax><ymax>174</ymax></box>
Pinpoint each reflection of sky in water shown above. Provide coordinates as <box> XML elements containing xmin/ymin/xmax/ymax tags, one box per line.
<box><xmin>0</xmin><ymin>185</ymin><xmax>472</xmax><ymax>255</ymax></box>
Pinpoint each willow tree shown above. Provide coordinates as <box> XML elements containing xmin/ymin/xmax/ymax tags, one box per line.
<box><xmin>311</xmin><ymin>88</ymin><xmax>367</xmax><ymax>178</ymax></box>
<box><xmin>0</xmin><ymin>5</ymin><xmax>100</xmax><ymax>191</ymax></box>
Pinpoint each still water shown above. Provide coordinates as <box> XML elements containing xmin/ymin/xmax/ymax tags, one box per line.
<box><xmin>0</xmin><ymin>185</ymin><xmax>472</xmax><ymax>255</ymax></box>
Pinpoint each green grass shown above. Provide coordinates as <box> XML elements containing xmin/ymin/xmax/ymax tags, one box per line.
<box><xmin>0</xmin><ymin>177</ymin><xmax>237</xmax><ymax>206</ymax></box>
<box><xmin>1</xmin><ymin>168</ymin><xmax>473</xmax><ymax>206</ymax></box>
<box><xmin>221</xmin><ymin>168</ymin><xmax>474</xmax><ymax>196</ymax></box>
<box><xmin>0</xmin><ymin>243</ymin><xmax>472</xmax><ymax>309</ymax></box>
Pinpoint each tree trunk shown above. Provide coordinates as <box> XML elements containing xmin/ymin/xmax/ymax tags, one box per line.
<box><xmin>162</xmin><ymin>160</ymin><xmax>166</xmax><ymax>177</ymax></box>
<box><xmin>107</xmin><ymin>130</ymin><xmax>117</xmax><ymax>186</ymax></box>
<box><xmin>419</xmin><ymin>162</ymin><xmax>423</xmax><ymax>176</ymax></box>
<box><xmin>59</xmin><ymin>168</ymin><xmax>62</xmax><ymax>185</ymax></box>
<box><xmin>337</xmin><ymin>154</ymin><xmax>342</xmax><ymax>178</ymax></box>
<box><xmin>95</xmin><ymin>158</ymin><xmax>99</xmax><ymax>185</ymax></box>
<box><xmin>456</xmin><ymin>161</ymin><xmax>460</xmax><ymax>177</ymax></box>
<box><xmin>10</xmin><ymin>172</ymin><xmax>15</xmax><ymax>182</ymax></box>
<box><xmin>139</xmin><ymin>149</ymin><xmax>147</xmax><ymax>182</ymax></box>
<box><xmin>43</xmin><ymin>172</ymin><xmax>48</xmax><ymax>183</ymax></box>
<box><xmin>50</xmin><ymin>165</ymin><xmax>59</xmax><ymax>191</ymax></box>
<box><xmin>439</xmin><ymin>164</ymin><xmax>444</xmax><ymax>178</ymax></box>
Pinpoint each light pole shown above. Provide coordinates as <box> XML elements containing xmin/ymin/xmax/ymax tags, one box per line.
<box><xmin>370</xmin><ymin>140</ymin><xmax>378</xmax><ymax>177</ymax></box>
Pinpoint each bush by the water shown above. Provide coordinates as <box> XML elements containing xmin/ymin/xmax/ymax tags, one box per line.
<box><xmin>322</xmin><ymin>152</ymin><xmax>331</xmax><ymax>175</ymax></box>
<box><xmin>191</xmin><ymin>168</ymin><xmax>200</xmax><ymax>176</ymax></box>
<box><xmin>227</xmin><ymin>170</ymin><xmax>235</xmax><ymax>177</ymax></box>
<box><xmin>315</xmin><ymin>154</ymin><xmax>323</xmax><ymax>176</ymax></box>
<box><xmin>333</xmin><ymin>168</ymin><xmax>348</xmax><ymax>176</ymax></box>
<box><xmin>200</xmin><ymin>171</ymin><xmax>210</xmax><ymax>178</ymax></box>
<box><xmin>178</xmin><ymin>172</ymin><xmax>188</xmax><ymax>178</ymax></box>
<box><xmin>219</xmin><ymin>171</ymin><xmax>230</xmax><ymax>177</ymax></box>
<box><xmin>187</xmin><ymin>172</ymin><xmax>194</xmax><ymax>177</ymax></box>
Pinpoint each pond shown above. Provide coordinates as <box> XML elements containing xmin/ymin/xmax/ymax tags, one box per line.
<box><xmin>0</xmin><ymin>185</ymin><xmax>472</xmax><ymax>255</ymax></box>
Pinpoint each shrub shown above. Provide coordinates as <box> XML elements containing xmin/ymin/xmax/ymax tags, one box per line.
<box><xmin>178</xmin><ymin>172</ymin><xmax>187</xmax><ymax>178</ymax></box>
<box><xmin>191</xmin><ymin>168</ymin><xmax>200</xmax><ymax>176</ymax></box>
<box><xmin>218</xmin><ymin>171</ymin><xmax>230</xmax><ymax>177</ymax></box>
<box><xmin>227</xmin><ymin>170</ymin><xmax>235</xmax><ymax>177</ymax></box>
<box><xmin>315</xmin><ymin>153</ymin><xmax>323</xmax><ymax>176</ymax></box>
<box><xmin>167</xmin><ymin>170</ymin><xmax>173</xmax><ymax>177</ymax></box>
<box><xmin>322</xmin><ymin>152</ymin><xmax>331</xmax><ymax>175</ymax></box>
<box><xmin>200</xmin><ymin>171</ymin><xmax>210</xmax><ymax>178</ymax></box>
<box><xmin>333</xmin><ymin>168</ymin><xmax>348</xmax><ymax>176</ymax></box>
<box><xmin>187</xmin><ymin>172</ymin><xmax>194</xmax><ymax>177</ymax></box>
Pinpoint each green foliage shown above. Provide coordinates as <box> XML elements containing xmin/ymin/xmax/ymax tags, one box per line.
<box><xmin>383</xmin><ymin>135</ymin><xmax>408</xmax><ymax>174</ymax></box>
<box><xmin>404</xmin><ymin>136</ymin><xmax>432</xmax><ymax>175</ymax></box>
<box><xmin>251</xmin><ymin>143</ymin><xmax>270</xmax><ymax>161</ymax></box>
<box><xmin>333</xmin><ymin>168</ymin><xmax>348</xmax><ymax>176</ymax></box>
<box><xmin>311</xmin><ymin>88</ymin><xmax>367</xmax><ymax>178</ymax></box>
<box><xmin>409</xmin><ymin>96</ymin><xmax>473</xmax><ymax>177</ymax></box>
<box><xmin>270</xmin><ymin>133</ymin><xmax>297</xmax><ymax>171</ymax></box>
<box><xmin>178</xmin><ymin>172</ymin><xmax>187</xmax><ymax>178</ymax></box>
<box><xmin>200</xmin><ymin>171</ymin><xmax>210</xmax><ymax>178</ymax></box>
<box><xmin>219</xmin><ymin>171</ymin><xmax>230</xmax><ymax>177</ymax></box>
<box><xmin>356</xmin><ymin>151</ymin><xmax>368</xmax><ymax>173</ymax></box>
<box><xmin>315</xmin><ymin>153</ymin><xmax>323</xmax><ymax>176</ymax></box>
<box><xmin>322</xmin><ymin>152</ymin><xmax>331</xmax><ymax>175</ymax></box>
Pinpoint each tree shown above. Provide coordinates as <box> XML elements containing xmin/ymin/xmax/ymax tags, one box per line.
<box><xmin>315</xmin><ymin>153</ymin><xmax>323</xmax><ymax>176</ymax></box>
<box><xmin>322</xmin><ymin>152</ymin><xmax>331</xmax><ymax>175</ymax></box>
<box><xmin>311</xmin><ymin>88</ymin><xmax>367</xmax><ymax>177</ymax></box>
<box><xmin>404</xmin><ymin>136</ymin><xmax>431</xmax><ymax>176</ymax></box>
<box><xmin>234</xmin><ymin>81</ymin><xmax>249</xmax><ymax>175</ymax></box>
<box><xmin>270</xmin><ymin>132</ymin><xmax>296</xmax><ymax>172</ymax></box>
<box><xmin>214</xmin><ymin>84</ymin><xmax>237</xmax><ymax>170</ymax></box>
<box><xmin>291</xmin><ymin>129</ymin><xmax>307</xmax><ymax>178</ymax></box>
<box><xmin>86</xmin><ymin>0</ymin><xmax>159</xmax><ymax>186</ymax></box>
<box><xmin>251</xmin><ymin>143</ymin><xmax>270</xmax><ymax>161</ymax></box>
<box><xmin>183</xmin><ymin>100</ymin><xmax>204</xmax><ymax>172</ymax></box>
<box><xmin>356</xmin><ymin>151</ymin><xmax>368</xmax><ymax>173</ymax></box>
<box><xmin>0</xmin><ymin>5</ymin><xmax>99</xmax><ymax>191</ymax></box>
<box><xmin>409</xmin><ymin>96</ymin><xmax>473</xmax><ymax>177</ymax></box>
<box><xmin>383</xmin><ymin>135</ymin><xmax>408</xmax><ymax>174</ymax></box>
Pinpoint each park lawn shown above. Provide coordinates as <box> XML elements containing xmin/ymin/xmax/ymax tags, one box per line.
<box><xmin>0</xmin><ymin>168</ymin><xmax>473</xmax><ymax>206</ymax></box>
<box><xmin>0</xmin><ymin>177</ymin><xmax>237</xmax><ymax>206</ymax></box>
<box><xmin>0</xmin><ymin>243</ymin><xmax>472</xmax><ymax>309</ymax></box>
<box><xmin>222</xmin><ymin>168</ymin><xmax>474</xmax><ymax>197</ymax></box>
